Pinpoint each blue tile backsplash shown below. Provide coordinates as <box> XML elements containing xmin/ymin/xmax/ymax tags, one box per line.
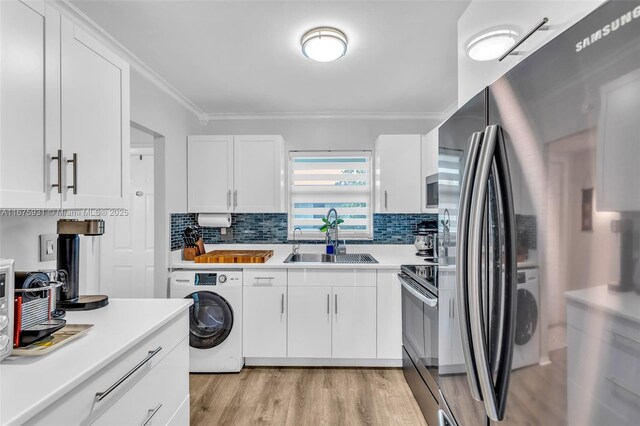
<box><xmin>170</xmin><ymin>213</ymin><xmax>436</xmax><ymax>250</ymax></box>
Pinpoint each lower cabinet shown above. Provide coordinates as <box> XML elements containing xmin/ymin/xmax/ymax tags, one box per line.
<box><xmin>243</xmin><ymin>285</ymin><xmax>287</xmax><ymax>358</ymax></box>
<box><xmin>376</xmin><ymin>270</ymin><xmax>402</xmax><ymax>359</ymax></box>
<box><xmin>332</xmin><ymin>286</ymin><xmax>376</xmax><ymax>359</ymax></box>
<box><xmin>288</xmin><ymin>286</ymin><xmax>333</xmax><ymax>358</ymax></box>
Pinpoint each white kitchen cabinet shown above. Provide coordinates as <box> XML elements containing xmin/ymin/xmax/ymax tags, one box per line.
<box><xmin>458</xmin><ymin>1</ymin><xmax>604</xmax><ymax>106</ymax></box>
<box><xmin>596</xmin><ymin>69</ymin><xmax>640</xmax><ymax>211</ymax></box>
<box><xmin>187</xmin><ymin>136</ymin><xmax>234</xmax><ymax>212</ymax></box>
<box><xmin>375</xmin><ymin>134</ymin><xmax>422</xmax><ymax>213</ymax></box>
<box><xmin>421</xmin><ymin>130</ymin><xmax>439</xmax><ymax>213</ymax></box>
<box><xmin>438</xmin><ymin>272</ymin><xmax>465</xmax><ymax>372</ymax></box>
<box><xmin>187</xmin><ymin>135</ymin><xmax>285</xmax><ymax>213</ymax></box>
<box><xmin>332</xmin><ymin>286</ymin><xmax>376</xmax><ymax>359</ymax></box>
<box><xmin>59</xmin><ymin>16</ymin><xmax>130</xmax><ymax>209</ymax></box>
<box><xmin>243</xmin><ymin>269</ymin><xmax>287</xmax><ymax>358</ymax></box>
<box><xmin>287</xmin><ymin>285</ymin><xmax>332</xmax><ymax>358</ymax></box>
<box><xmin>0</xmin><ymin>1</ymin><xmax>129</xmax><ymax>209</ymax></box>
<box><xmin>377</xmin><ymin>270</ymin><xmax>402</xmax><ymax>359</ymax></box>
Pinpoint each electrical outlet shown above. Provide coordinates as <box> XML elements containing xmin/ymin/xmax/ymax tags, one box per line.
<box><xmin>39</xmin><ymin>234</ymin><xmax>57</xmax><ymax>262</ymax></box>
<box><xmin>221</xmin><ymin>228</ymin><xmax>233</xmax><ymax>241</ymax></box>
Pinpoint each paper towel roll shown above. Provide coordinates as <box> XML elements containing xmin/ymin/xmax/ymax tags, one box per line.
<box><xmin>198</xmin><ymin>213</ymin><xmax>231</xmax><ymax>228</ymax></box>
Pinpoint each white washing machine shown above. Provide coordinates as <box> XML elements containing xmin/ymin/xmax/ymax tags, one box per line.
<box><xmin>170</xmin><ymin>269</ymin><xmax>243</xmax><ymax>373</ymax></box>
<box><xmin>512</xmin><ymin>267</ymin><xmax>540</xmax><ymax>370</ymax></box>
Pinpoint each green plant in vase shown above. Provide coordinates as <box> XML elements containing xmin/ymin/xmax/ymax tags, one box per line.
<box><xmin>318</xmin><ymin>216</ymin><xmax>344</xmax><ymax>233</ymax></box>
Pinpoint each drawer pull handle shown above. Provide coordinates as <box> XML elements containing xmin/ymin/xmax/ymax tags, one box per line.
<box><xmin>95</xmin><ymin>346</ymin><xmax>162</xmax><ymax>402</ymax></box>
<box><xmin>606</xmin><ymin>376</ymin><xmax>640</xmax><ymax>399</ymax></box>
<box><xmin>608</xmin><ymin>329</ymin><xmax>640</xmax><ymax>346</ymax></box>
<box><xmin>254</xmin><ymin>277</ymin><xmax>274</xmax><ymax>280</ymax></box>
<box><xmin>141</xmin><ymin>403</ymin><xmax>163</xmax><ymax>426</ymax></box>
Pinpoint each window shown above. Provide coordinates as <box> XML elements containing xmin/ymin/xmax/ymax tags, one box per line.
<box><xmin>288</xmin><ymin>151</ymin><xmax>373</xmax><ymax>239</ymax></box>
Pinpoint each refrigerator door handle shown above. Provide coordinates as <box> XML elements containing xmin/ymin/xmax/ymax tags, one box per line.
<box><xmin>492</xmin><ymin>125</ymin><xmax>518</xmax><ymax>420</ymax></box>
<box><xmin>455</xmin><ymin>131</ymin><xmax>484</xmax><ymax>402</ymax></box>
<box><xmin>468</xmin><ymin>125</ymin><xmax>500</xmax><ymax>420</ymax></box>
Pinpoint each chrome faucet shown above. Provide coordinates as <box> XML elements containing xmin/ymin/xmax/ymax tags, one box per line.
<box><xmin>326</xmin><ymin>208</ymin><xmax>345</xmax><ymax>254</ymax></box>
<box><xmin>292</xmin><ymin>226</ymin><xmax>302</xmax><ymax>254</ymax></box>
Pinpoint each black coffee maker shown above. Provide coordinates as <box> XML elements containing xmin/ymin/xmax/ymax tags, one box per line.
<box><xmin>57</xmin><ymin>219</ymin><xmax>109</xmax><ymax>310</ymax></box>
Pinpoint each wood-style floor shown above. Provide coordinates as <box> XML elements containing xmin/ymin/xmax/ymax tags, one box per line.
<box><xmin>189</xmin><ymin>367</ymin><xmax>429</xmax><ymax>426</ymax></box>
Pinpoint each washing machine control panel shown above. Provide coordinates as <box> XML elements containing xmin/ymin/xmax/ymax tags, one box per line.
<box><xmin>192</xmin><ymin>271</ymin><xmax>242</xmax><ymax>286</ymax></box>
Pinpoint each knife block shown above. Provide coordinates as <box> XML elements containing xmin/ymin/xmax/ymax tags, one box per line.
<box><xmin>183</xmin><ymin>247</ymin><xmax>199</xmax><ymax>261</ymax></box>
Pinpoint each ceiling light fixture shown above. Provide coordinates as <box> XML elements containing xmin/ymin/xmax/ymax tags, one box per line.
<box><xmin>301</xmin><ymin>27</ymin><xmax>347</xmax><ymax>62</ymax></box>
<box><xmin>467</xmin><ymin>29</ymin><xmax>519</xmax><ymax>61</ymax></box>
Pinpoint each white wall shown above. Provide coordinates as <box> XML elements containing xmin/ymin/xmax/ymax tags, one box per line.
<box><xmin>201</xmin><ymin>117</ymin><xmax>439</xmax><ymax>151</ymax></box>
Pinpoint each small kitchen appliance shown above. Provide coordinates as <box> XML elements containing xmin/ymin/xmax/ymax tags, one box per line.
<box><xmin>414</xmin><ymin>220</ymin><xmax>438</xmax><ymax>259</ymax></box>
<box><xmin>0</xmin><ymin>259</ymin><xmax>15</xmax><ymax>361</ymax></box>
<box><xmin>56</xmin><ymin>219</ymin><xmax>108</xmax><ymax>311</ymax></box>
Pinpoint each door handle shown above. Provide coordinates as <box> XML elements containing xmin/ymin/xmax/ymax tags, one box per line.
<box><xmin>67</xmin><ymin>153</ymin><xmax>78</xmax><ymax>194</ymax></box>
<box><xmin>95</xmin><ymin>346</ymin><xmax>162</xmax><ymax>402</ymax></box>
<box><xmin>499</xmin><ymin>17</ymin><xmax>549</xmax><ymax>61</ymax></box>
<box><xmin>233</xmin><ymin>190</ymin><xmax>238</xmax><ymax>208</ymax></box>
<box><xmin>327</xmin><ymin>294</ymin><xmax>330</xmax><ymax>315</ymax></box>
<box><xmin>141</xmin><ymin>403</ymin><xmax>163</xmax><ymax>426</ymax></box>
<box><xmin>335</xmin><ymin>294</ymin><xmax>337</xmax><ymax>315</ymax></box>
<box><xmin>51</xmin><ymin>149</ymin><xmax>63</xmax><ymax>193</ymax></box>
<box><xmin>384</xmin><ymin>190</ymin><xmax>388</xmax><ymax>210</ymax></box>
<box><xmin>455</xmin><ymin>131</ymin><xmax>484</xmax><ymax>402</ymax></box>
<box><xmin>281</xmin><ymin>293</ymin><xmax>284</xmax><ymax>314</ymax></box>
<box><xmin>227</xmin><ymin>190</ymin><xmax>231</xmax><ymax>209</ymax></box>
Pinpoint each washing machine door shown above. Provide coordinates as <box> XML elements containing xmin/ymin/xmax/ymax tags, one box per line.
<box><xmin>186</xmin><ymin>291</ymin><xmax>234</xmax><ymax>349</ymax></box>
<box><xmin>515</xmin><ymin>288</ymin><xmax>538</xmax><ymax>346</ymax></box>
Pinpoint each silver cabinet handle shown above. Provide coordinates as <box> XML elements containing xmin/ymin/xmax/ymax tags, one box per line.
<box><xmin>95</xmin><ymin>346</ymin><xmax>162</xmax><ymax>402</ymax></box>
<box><xmin>281</xmin><ymin>293</ymin><xmax>284</xmax><ymax>314</ymax></box>
<box><xmin>499</xmin><ymin>17</ymin><xmax>549</xmax><ymax>61</ymax></box>
<box><xmin>606</xmin><ymin>377</ymin><xmax>640</xmax><ymax>399</ymax></box>
<box><xmin>51</xmin><ymin>149</ymin><xmax>63</xmax><ymax>193</ymax></box>
<box><xmin>455</xmin><ymin>131</ymin><xmax>483</xmax><ymax>403</ymax></box>
<box><xmin>227</xmin><ymin>190</ymin><xmax>231</xmax><ymax>209</ymax></box>
<box><xmin>233</xmin><ymin>190</ymin><xmax>238</xmax><ymax>208</ymax></box>
<box><xmin>141</xmin><ymin>403</ymin><xmax>163</xmax><ymax>426</ymax></box>
<box><xmin>327</xmin><ymin>294</ymin><xmax>330</xmax><ymax>315</ymax></box>
<box><xmin>67</xmin><ymin>153</ymin><xmax>78</xmax><ymax>194</ymax></box>
<box><xmin>398</xmin><ymin>274</ymin><xmax>437</xmax><ymax>307</ymax></box>
<box><xmin>384</xmin><ymin>190</ymin><xmax>388</xmax><ymax>210</ymax></box>
<box><xmin>254</xmin><ymin>277</ymin><xmax>275</xmax><ymax>281</ymax></box>
<box><xmin>335</xmin><ymin>294</ymin><xmax>338</xmax><ymax>315</ymax></box>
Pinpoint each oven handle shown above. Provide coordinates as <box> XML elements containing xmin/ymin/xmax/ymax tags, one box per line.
<box><xmin>456</xmin><ymin>130</ymin><xmax>484</xmax><ymax>402</ymax></box>
<box><xmin>398</xmin><ymin>274</ymin><xmax>437</xmax><ymax>307</ymax></box>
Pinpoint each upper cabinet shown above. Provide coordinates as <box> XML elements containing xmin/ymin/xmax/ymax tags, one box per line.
<box><xmin>457</xmin><ymin>1</ymin><xmax>604</xmax><ymax>106</ymax></box>
<box><xmin>421</xmin><ymin>129</ymin><xmax>438</xmax><ymax>213</ymax></box>
<box><xmin>187</xmin><ymin>135</ymin><xmax>285</xmax><ymax>213</ymax></box>
<box><xmin>0</xmin><ymin>1</ymin><xmax>130</xmax><ymax>209</ymax></box>
<box><xmin>374</xmin><ymin>134</ymin><xmax>421</xmax><ymax>213</ymax></box>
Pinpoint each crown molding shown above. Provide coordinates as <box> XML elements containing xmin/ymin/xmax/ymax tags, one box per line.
<box><xmin>203</xmin><ymin>111</ymin><xmax>448</xmax><ymax>121</ymax></box>
<box><xmin>53</xmin><ymin>0</ymin><xmax>208</xmax><ymax>121</ymax></box>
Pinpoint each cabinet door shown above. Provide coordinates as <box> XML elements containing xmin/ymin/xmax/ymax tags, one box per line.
<box><xmin>243</xmin><ymin>285</ymin><xmax>287</xmax><ymax>358</ymax></box>
<box><xmin>0</xmin><ymin>0</ymin><xmax>48</xmax><ymax>208</ymax></box>
<box><xmin>376</xmin><ymin>270</ymin><xmax>402</xmax><ymax>359</ymax></box>
<box><xmin>187</xmin><ymin>136</ymin><xmax>234</xmax><ymax>213</ymax></box>
<box><xmin>375</xmin><ymin>135</ymin><xmax>421</xmax><ymax>213</ymax></box>
<box><xmin>438</xmin><ymin>289</ymin><xmax>454</xmax><ymax>368</ymax></box>
<box><xmin>421</xmin><ymin>131</ymin><xmax>439</xmax><ymax>213</ymax></box>
<box><xmin>332</xmin><ymin>286</ymin><xmax>376</xmax><ymax>359</ymax></box>
<box><xmin>60</xmin><ymin>17</ymin><xmax>130</xmax><ymax>208</ymax></box>
<box><xmin>287</xmin><ymin>286</ymin><xmax>331</xmax><ymax>358</ymax></box>
<box><xmin>233</xmin><ymin>135</ymin><xmax>284</xmax><ymax>213</ymax></box>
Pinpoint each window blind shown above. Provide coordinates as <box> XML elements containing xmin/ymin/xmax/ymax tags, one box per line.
<box><xmin>289</xmin><ymin>151</ymin><xmax>373</xmax><ymax>239</ymax></box>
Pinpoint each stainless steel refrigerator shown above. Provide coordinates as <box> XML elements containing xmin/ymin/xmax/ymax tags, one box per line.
<box><xmin>438</xmin><ymin>1</ymin><xmax>640</xmax><ymax>424</ymax></box>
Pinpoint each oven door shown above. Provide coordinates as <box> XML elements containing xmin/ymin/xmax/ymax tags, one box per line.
<box><xmin>400</xmin><ymin>272</ymin><xmax>439</xmax><ymax>396</ymax></box>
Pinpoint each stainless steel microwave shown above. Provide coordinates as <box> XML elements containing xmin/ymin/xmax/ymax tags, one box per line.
<box><xmin>425</xmin><ymin>173</ymin><xmax>438</xmax><ymax>209</ymax></box>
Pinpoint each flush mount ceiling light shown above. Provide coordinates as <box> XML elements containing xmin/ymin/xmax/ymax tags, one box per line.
<box><xmin>301</xmin><ymin>27</ymin><xmax>347</xmax><ymax>62</ymax></box>
<box><xmin>467</xmin><ymin>29</ymin><xmax>519</xmax><ymax>61</ymax></box>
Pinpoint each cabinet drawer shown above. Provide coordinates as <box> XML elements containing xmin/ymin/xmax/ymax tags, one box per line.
<box><xmin>288</xmin><ymin>269</ymin><xmax>376</xmax><ymax>287</ymax></box>
<box><xmin>243</xmin><ymin>269</ymin><xmax>287</xmax><ymax>286</ymax></box>
<box><xmin>25</xmin><ymin>312</ymin><xmax>188</xmax><ymax>425</ymax></box>
<box><xmin>93</xmin><ymin>338</ymin><xmax>189</xmax><ymax>426</ymax></box>
<box><xmin>567</xmin><ymin>300</ymin><xmax>640</xmax><ymax>347</ymax></box>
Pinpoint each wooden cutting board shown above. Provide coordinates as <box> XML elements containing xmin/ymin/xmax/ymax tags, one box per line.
<box><xmin>194</xmin><ymin>249</ymin><xmax>274</xmax><ymax>264</ymax></box>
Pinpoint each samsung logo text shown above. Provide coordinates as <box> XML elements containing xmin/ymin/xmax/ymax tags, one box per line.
<box><xmin>576</xmin><ymin>5</ymin><xmax>640</xmax><ymax>52</ymax></box>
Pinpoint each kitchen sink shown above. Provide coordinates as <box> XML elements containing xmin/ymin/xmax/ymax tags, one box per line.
<box><xmin>284</xmin><ymin>253</ymin><xmax>378</xmax><ymax>264</ymax></box>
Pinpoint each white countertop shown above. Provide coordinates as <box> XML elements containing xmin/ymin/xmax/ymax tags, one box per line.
<box><xmin>170</xmin><ymin>244</ymin><xmax>440</xmax><ymax>270</ymax></box>
<box><xmin>565</xmin><ymin>285</ymin><xmax>640</xmax><ymax>324</ymax></box>
<box><xmin>0</xmin><ymin>298</ymin><xmax>192</xmax><ymax>425</ymax></box>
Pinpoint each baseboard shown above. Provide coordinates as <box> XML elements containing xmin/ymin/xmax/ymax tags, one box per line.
<box><xmin>244</xmin><ymin>357</ymin><xmax>402</xmax><ymax>367</ymax></box>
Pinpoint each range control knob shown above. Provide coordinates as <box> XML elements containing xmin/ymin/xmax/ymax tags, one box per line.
<box><xmin>218</xmin><ymin>274</ymin><xmax>227</xmax><ymax>284</ymax></box>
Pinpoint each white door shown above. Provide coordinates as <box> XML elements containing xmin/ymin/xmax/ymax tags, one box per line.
<box><xmin>0</xmin><ymin>0</ymin><xmax>48</xmax><ymax>208</ymax></box>
<box><xmin>187</xmin><ymin>135</ymin><xmax>233</xmax><ymax>212</ymax></box>
<box><xmin>233</xmin><ymin>135</ymin><xmax>284</xmax><ymax>213</ymax></box>
<box><xmin>287</xmin><ymin>286</ymin><xmax>332</xmax><ymax>358</ymax></box>
<box><xmin>60</xmin><ymin>16</ymin><xmax>129</xmax><ymax>209</ymax></box>
<box><xmin>332</xmin><ymin>286</ymin><xmax>377</xmax><ymax>358</ymax></box>
<box><xmin>243</xmin><ymin>285</ymin><xmax>287</xmax><ymax>357</ymax></box>
<box><xmin>375</xmin><ymin>135</ymin><xmax>421</xmax><ymax>213</ymax></box>
<box><xmin>100</xmin><ymin>152</ymin><xmax>154</xmax><ymax>298</ymax></box>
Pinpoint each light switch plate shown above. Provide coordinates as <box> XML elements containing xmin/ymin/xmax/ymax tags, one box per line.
<box><xmin>39</xmin><ymin>234</ymin><xmax>57</xmax><ymax>261</ymax></box>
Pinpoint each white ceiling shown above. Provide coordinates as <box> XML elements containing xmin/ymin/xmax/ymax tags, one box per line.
<box><xmin>71</xmin><ymin>0</ymin><xmax>469</xmax><ymax>118</ymax></box>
